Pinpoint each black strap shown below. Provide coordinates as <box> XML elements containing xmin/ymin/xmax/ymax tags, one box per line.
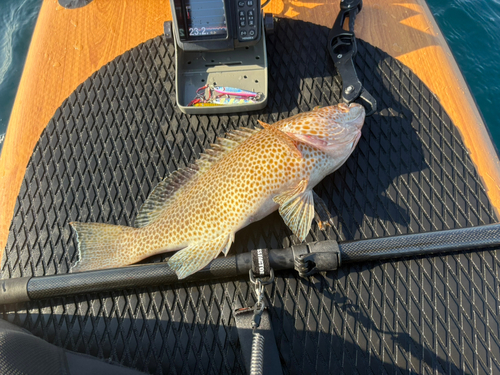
<box><xmin>233</xmin><ymin>302</ymin><xmax>283</xmax><ymax>375</ymax></box>
<box><xmin>251</xmin><ymin>248</ymin><xmax>271</xmax><ymax>277</ymax></box>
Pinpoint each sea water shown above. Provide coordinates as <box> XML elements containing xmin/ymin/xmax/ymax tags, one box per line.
<box><xmin>0</xmin><ymin>0</ymin><xmax>40</xmax><ymax>153</ymax></box>
<box><xmin>427</xmin><ymin>0</ymin><xmax>500</xmax><ymax>153</ymax></box>
<box><xmin>0</xmin><ymin>0</ymin><xmax>499</xmax><ymax>155</ymax></box>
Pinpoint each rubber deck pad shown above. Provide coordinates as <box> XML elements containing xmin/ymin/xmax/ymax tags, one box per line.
<box><xmin>2</xmin><ymin>19</ymin><xmax>500</xmax><ymax>374</ymax></box>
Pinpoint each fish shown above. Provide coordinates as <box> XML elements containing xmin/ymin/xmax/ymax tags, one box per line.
<box><xmin>70</xmin><ymin>103</ymin><xmax>365</xmax><ymax>279</ymax></box>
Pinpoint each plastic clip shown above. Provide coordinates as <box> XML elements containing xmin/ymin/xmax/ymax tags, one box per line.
<box><xmin>293</xmin><ymin>240</ymin><xmax>341</xmax><ymax>278</ymax></box>
<box><xmin>295</xmin><ymin>252</ymin><xmax>339</xmax><ymax>277</ymax></box>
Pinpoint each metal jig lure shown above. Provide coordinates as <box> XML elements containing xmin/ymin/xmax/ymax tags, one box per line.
<box><xmin>188</xmin><ymin>85</ymin><xmax>261</xmax><ymax>106</ymax></box>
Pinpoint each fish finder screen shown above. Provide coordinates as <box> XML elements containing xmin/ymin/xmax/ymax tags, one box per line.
<box><xmin>174</xmin><ymin>0</ymin><xmax>228</xmax><ymax>40</ymax></box>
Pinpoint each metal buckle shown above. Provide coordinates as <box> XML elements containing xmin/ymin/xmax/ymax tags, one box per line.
<box><xmin>248</xmin><ymin>269</ymin><xmax>274</xmax><ymax>331</ymax></box>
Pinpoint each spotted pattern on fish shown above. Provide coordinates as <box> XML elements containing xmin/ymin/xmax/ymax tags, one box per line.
<box><xmin>70</xmin><ymin>103</ymin><xmax>366</xmax><ymax>279</ymax></box>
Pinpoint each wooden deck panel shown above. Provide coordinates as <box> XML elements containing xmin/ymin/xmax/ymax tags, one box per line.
<box><xmin>0</xmin><ymin>0</ymin><xmax>498</xmax><ymax>264</ymax></box>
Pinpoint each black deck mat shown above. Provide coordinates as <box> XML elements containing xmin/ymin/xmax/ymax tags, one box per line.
<box><xmin>2</xmin><ymin>18</ymin><xmax>500</xmax><ymax>374</ymax></box>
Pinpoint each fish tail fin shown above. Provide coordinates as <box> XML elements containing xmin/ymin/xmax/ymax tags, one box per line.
<box><xmin>70</xmin><ymin>222</ymin><xmax>135</xmax><ymax>272</ymax></box>
<box><xmin>168</xmin><ymin>233</ymin><xmax>233</xmax><ymax>279</ymax></box>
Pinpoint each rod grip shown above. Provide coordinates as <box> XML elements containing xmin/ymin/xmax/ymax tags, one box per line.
<box><xmin>26</xmin><ymin>258</ymin><xmax>244</xmax><ymax>301</ymax></box>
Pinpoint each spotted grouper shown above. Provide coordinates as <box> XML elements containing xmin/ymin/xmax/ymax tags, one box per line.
<box><xmin>70</xmin><ymin>103</ymin><xmax>365</xmax><ymax>278</ymax></box>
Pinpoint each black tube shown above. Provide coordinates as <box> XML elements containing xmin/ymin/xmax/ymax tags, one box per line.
<box><xmin>338</xmin><ymin>223</ymin><xmax>500</xmax><ymax>263</ymax></box>
<box><xmin>22</xmin><ymin>246</ymin><xmax>300</xmax><ymax>303</ymax></box>
<box><xmin>1</xmin><ymin>224</ymin><xmax>500</xmax><ymax>306</ymax></box>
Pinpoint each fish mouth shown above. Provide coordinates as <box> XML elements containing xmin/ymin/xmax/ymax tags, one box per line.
<box><xmin>345</xmin><ymin>103</ymin><xmax>366</xmax><ymax>130</ymax></box>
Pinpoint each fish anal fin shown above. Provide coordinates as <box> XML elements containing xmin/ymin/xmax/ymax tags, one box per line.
<box><xmin>257</xmin><ymin>120</ymin><xmax>302</xmax><ymax>159</ymax></box>
<box><xmin>168</xmin><ymin>233</ymin><xmax>234</xmax><ymax>279</ymax></box>
<box><xmin>273</xmin><ymin>179</ymin><xmax>314</xmax><ymax>241</ymax></box>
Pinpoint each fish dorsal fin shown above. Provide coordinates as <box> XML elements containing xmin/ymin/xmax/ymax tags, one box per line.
<box><xmin>134</xmin><ymin>127</ymin><xmax>259</xmax><ymax>228</ymax></box>
<box><xmin>196</xmin><ymin>127</ymin><xmax>260</xmax><ymax>172</ymax></box>
<box><xmin>134</xmin><ymin>166</ymin><xmax>199</xmax><ymax>228</ymax></box>
<box><xmin>257</xmin><ymin>120</ymin><xmax>302</xmax><ymax>158</ymax></box>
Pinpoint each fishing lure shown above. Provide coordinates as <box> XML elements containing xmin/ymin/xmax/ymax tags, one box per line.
<box><xmin>188</xmin><ymin>85</ymin><xmax>261</xmax><ymax>106</ymax></box>
<box><xmin>193</xmin><ymin>102</ymin><xmax>223</xmax><ymax>107</ymax></box>
<box><xmin>212</xmin><ymin>97</ymin><xmax>256</xmax><ymax>105</ymax></box>
<box><xmin>212</xmin><ymin>86</ymin><xmax>260</xmax><ymax>99</ymax></box>
<box><xmin>188</xmin><ymin>85</ymin><xmax>212</xmax><ymax>106</ymax></box>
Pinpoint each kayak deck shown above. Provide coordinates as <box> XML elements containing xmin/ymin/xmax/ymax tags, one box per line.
<box><xmin>1</xmin><ymin>1</ymin><xmax>500</xmax><ymax>374</ymax></box>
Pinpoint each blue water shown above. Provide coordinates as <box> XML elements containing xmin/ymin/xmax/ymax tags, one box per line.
<box><xmin>427</xmin><ymin>0</ymin><xmax>500</xmax><ymax>153</ymax></box>
<box><xmin>0</xmin><ymin>1</ymin><xmax>499</xmax><ymax>154</ymax></box>
<box><xmin>0</xmin><ymin>0</ymin><xmax>41</xmax><ymax>153</ymax></box>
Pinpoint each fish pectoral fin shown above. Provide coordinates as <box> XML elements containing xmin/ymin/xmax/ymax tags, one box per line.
<box><xmin>273</xmin><ymin>179</ymin><xmax>314</xmax><ymax>242</ymax></box>
<box><xmin>221</xmin><ymin>233</ymin><xmax>235</xmax><ymax>256</ymax></box>
<box><xmin>167</xmin><ymin>233</ymin><xmax>234</xmax><ymax>279</ymax></box>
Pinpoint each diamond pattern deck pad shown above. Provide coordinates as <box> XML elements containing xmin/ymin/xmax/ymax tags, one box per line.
<box><xmin>2</xmin><ymin>18</ymin><xmax>500</xmax><ymax>374</ymax></box>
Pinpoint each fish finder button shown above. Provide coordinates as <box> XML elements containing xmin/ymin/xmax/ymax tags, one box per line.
<box><xmin>235</xmin><ymin>0</ymin><xmax>259</xmax><ymax>42</ymax></box>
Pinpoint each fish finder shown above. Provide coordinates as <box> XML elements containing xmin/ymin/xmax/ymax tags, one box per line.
<box><xmin>171</xmin><ymin>0</ymin><xmax>262</xmax><ymax>51</ymax></box>
<box><xmin>166</xmin><ymin>0</ymin><xmax>270</xmax><ymax>114</ymax></box>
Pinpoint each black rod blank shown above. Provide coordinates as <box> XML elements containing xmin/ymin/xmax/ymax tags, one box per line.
<box><xmin>1</xmin><ymin>223</ymin><xmax>500</xmax><ymax>306</ymax></box>
<box><xmin>338</xmin><ymin>223</ymin><xmax>500</xmax><ymax>263</ymax></box>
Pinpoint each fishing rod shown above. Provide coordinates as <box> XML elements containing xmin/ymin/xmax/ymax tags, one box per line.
<box><xmin>1</xmin><ymin>223</ymin><xmax>500</xmax><ymax>307</ymax></box>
